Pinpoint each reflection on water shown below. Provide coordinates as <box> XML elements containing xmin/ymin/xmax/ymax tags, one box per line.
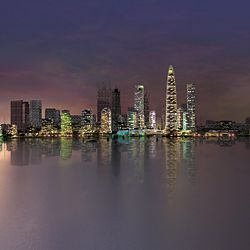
<box><xmin>0</xmin><ymin>137</ymin><xmax>242</xmax><ymax>169</ymax></box>
<box><xmin>1</xmin><ymin>137</ymin><xmax>250</xmax><ymax>250</ymax></box>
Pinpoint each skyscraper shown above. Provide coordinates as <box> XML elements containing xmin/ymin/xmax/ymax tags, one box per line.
<box><xmin>11</xmin><ymin>100</ymin><xmax>29</xmax><ymax>132</ymax></box>
<box><xmin>29</xmin><ymin>100</ymin><xmax>42</xmax><ymax>130</ymax></box>
<box><xmin>81</xmin><ymin>109</ymin><xmax>94</xmax><ymax>132</ymax></box>
<box><xmin>97</xmin><ymin>85</ymin><xmax>112</xmax><ymax>123</ymax></box>
<box><xmin>111</xmin><ymin>88</ymin><xmax>121</xmax><ymax>132</ymax></box>
<box><xmin>128</xmin><ymin>107</ymin><xmax>138</xmax><ymax>129</ymax></box>
<box><xmin>134</xmin><ymin>84</ymin><xmax>145</xmax><ymax>129</ymax></box>
<box><xmin>101</xmin><ymin>107</ymin><xmax>112</xmax><ymax>133</ymax></box>
<box><xmin>60</xmin><ymin>111</ymin><xmax>72</xmax><ymax>135</ymax></box>
<box><xmin>144</xmin><ymin>92</ymin><xmax>150</xmax><ymax>128</ymax></box>
<box><xmin>149</xmin><ymin>110</ymin><xmax>156</xmax><ymax>129</ymax></box>
<box><xmin>45</xmin><ymin>108</ymin><xmax>60</xmax><ymax>127</ymax></box>
<box><xmin>165</xmin><ymin>65</ymin><xmax>178</xmax><ymax>134</ymax></box>
<box><xmin>186</xmin><ymin>83</ymin><xmax>196</xmax><ymax>131</ymax></box>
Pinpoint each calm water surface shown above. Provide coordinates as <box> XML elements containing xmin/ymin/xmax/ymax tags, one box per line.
<box><xmin>0</xmin><ymin>137</ymin><xmax>250</xmax><ymax>250</ymax></box>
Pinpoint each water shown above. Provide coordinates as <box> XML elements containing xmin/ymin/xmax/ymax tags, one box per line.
<box><xmin>0</xmin><ymin>137</ymin><xmax>250</xmax><ymax>250</ymax></box>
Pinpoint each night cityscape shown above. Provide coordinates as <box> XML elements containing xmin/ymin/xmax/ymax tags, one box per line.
<box><xmin>1</xmin><ymin>1</ymin><xmax>250</xmax><ymax>250</ymax></box>
<box><xmin>1</xmin><ymin>64</ymin><xmax>250</xmax><ymax>139</ymax></box>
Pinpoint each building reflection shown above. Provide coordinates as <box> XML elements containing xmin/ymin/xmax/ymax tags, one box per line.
<box><xmin>127</xmin><ymin>138</ymin><xmax>145</xmax><ymax>183</ymax></box>
<box><xmin>9</xmin><ymin>140</ymin><xmax>30</xmax><ymax>166</ymax></box>
<box><xmin>163</xmin><ymin>138</ymin><xmax>179</xmax><ymax>198</ymax></box>
<box><xmin>60</xmin><ymin>138</ymin><xmax>73</xmax><ymax>160</ymax></box>
<box><xmin>180</xmin><ymin>138</ymin><xmax>197</xmax><ymax>184</ymax></box>
<box><xmin>81</xmin><ymin>140</ymin><xmax>97</xmax><ymax>162</ymax></box>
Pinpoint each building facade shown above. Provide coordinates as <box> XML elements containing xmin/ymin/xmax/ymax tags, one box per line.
<box><xmin>101</xmin><ymin>107</ymin><xmax>112</xmax><ymax>133</ymax></box>
<box><xmin>45</xmin><ymin>108</ymin><xmax>60</xmax><ymax>127</ymax></box>
<box><xmin>149</xmin><ymin>110</ymin><xmax>156</xmax><ymax>129</ymax></box>
<box><xmin>29</xmin><ymin>100</ymin><xmax>42</xmax><ymax>130</ymax></box>
<box><xmin>11</xmin><ymin>100</ymin><xmax>29</xmax><ymax>132</ymax></box>
<box><xmin>134</xmin><ymin>84</ymin><xmax>145</xmax><ymax>129</ymax></box>
<box><xmin>111</xmin><ymin>88</ymin><xmax>121</xmax><ymax>132</ymax></box>
<box><xmin>186</xmin><ymin>83</ymin><xmax>196</xmax><ymax>131</ymax></box>
<box><xmin>165</xmin><ymin>65</ymin><xmax>178</xmax><ymax>134</ymax></box>
<box><xmin>97</xmin><ymin>86</ymin><xmax>112</xmax><ymax>123</ymax></box>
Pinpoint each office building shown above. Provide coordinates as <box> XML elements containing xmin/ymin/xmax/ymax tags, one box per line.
<box><xmin>144</xmin><ymin>92</ymin><xmax>150</xmax><ymax>128</ymax></box>
<box><xmin>128</xmin><ymin>107</ymin><xmax>138</xmax><ymax>130</ymax></box>
<box><xmin>97</xmin><ymin>85</ymin><xmax>112</xmax><ymax>122</ymax></box>
<box><xmin>60</xmin><ymin>111</ymin><xmax>72</xmax><ymax>135</ymax></box>
<box><xmin>101</xmin><ymin>107</ymin><xmax>112</xmax><ymax>133</ymax></box>
<box><xmin>134</xmin><ymin>84</ymin><xmax>145</xmax><ymax>129</ymax></box>
<box><xmin>111</xmin><ymin>88</ymin><xmax>121</xmax><ymax>132</ymax></box>
<box><xmin>29</xmin><ymin>100</ymin><xmax>42</xmax><ymax>130</ymax></box>
<box><xmin>10</xmin><ymin>100</ymin><xmax>29</xmax><ymax>132</ymax></box>
<box><xmin>165</xmin><ymin>65</ymin><xmax>178</xmax><ymax>133</ymax></box>
<box><xmin>149</xmin><ymin>110</ymin><xmax>156</xmax><ymax>129</ymax></box>
<box><xmin>45</xmin><ymin>108</ymin><xmax>60</xmax><ymax>127</ymax></box>
<box><xmin>187</xmin><ymin>83</ymin><xmax>196</xmax><ymax>131</ymax></box>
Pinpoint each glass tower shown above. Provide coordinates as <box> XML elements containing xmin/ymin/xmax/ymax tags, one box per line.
<box><xmin>165</xmin><ymin>65</ymin><xmax>178</xmax><ymax>134</ymax></box>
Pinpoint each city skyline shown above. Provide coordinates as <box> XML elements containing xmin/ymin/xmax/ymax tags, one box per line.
<box><xmin>1</xmin><ymin>1</ymin><xmax>250</xmax><ymax>123</ymax></box>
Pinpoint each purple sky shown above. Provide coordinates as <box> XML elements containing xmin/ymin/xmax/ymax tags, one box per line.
<box><xmin>1</xmin><ymin>0</ymin><xmax>250</xmax><ymax>124</ymax></box>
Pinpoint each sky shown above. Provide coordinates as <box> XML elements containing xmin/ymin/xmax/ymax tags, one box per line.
<box><xmin>1</xmin><ymin>0</ymin><xmax>250</xmax><ymax>124</ymax></box>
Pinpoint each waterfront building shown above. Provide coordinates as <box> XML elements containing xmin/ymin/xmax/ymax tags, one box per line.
<box><xmin>71</xmin><ymin>115</ymin><xmax>82</xmax><ymax>133</ymax></box>
<box><xmin>60</xmin><ymin>111</ymin><xmax>72</xmax><ymax>135</ymax></box>
<box><xmin>97</xmin><ymin>85</ymin><xmax>112</xmax><ymax>123</ymax></box>
<box><xmin>144</xmin><ymin>92</ymin><xmax>150</xmax><ymax>128</ymax></box>
<box><xmin>100</xmin><ymin>108</ymin><xmax>112</xmax><ymax>133</ymax></box>
<box><xmin>165</xmin><ymin>66</ymin><xmax>178</xmax><ymax>134</ymax></box>
<box><xmin>10</xmin><ymin>100</ymin><xmax>29</xmax><ymax>132</ymax></box>
<box><xmin>128</xmin><ymin>107</ymin><xmax>138</xmax><ymax>130</ymax></box>
<box><xmin>111</xmin><ymin>88</ymin><xmax>121</xmax><ymax>132</ymax></box>
<box><xmin>81</xmin><ymin>109</ymin><xmax>94</xmax><ymax>126</ymax></box>
<box><xmin>29</xmin><ymin>100</ymin><xmax>42</xmax><ymax>130</ymax></box>
<box><xmin>1</xmin><ymin>124</ymin><xmax>18</xmax><ymax>137</ymax></box>
<box><xmin>186</xmin><ymin>83</ymin><xmax>196</xmax><ymax>131</ymax></box>
<box><xmin>134</xmin><ymin>84</ymin><xmax>145</xmax><ymax>129</ymax></box>
<box><xmin>149</xmin><ymin>110</ymin><xmax>156</xmax><ymax>129</ymax></box>
<box><xmin>45</xmin><ymin>108</ymin><xmax>60</xmax><ymax>127</ymax></box>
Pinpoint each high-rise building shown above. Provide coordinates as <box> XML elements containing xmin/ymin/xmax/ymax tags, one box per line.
<box><xmin>60</xmin><ymin>111</ymin><xmax>72</xmax><ymax>135</ymax></box>
<box><xmin>128</xmin><ymin>107</ymin><xmax>138</xmax><ymax>130</ymax></box>
<box><xmin>144</xmin><ymin>92</ymin><xmax>150</xmax><ymax>128</ymax></box>
<box><xmin>165</xmin><ymin>65</ymin><xmax>178</xmax><ymax>133</ymax></box>
<box><xmin>45</xmin><ymin>108</ymin><xmax>60</xmax><ymax>127</ymax></box>
<box><xmin>29</xmin><ymin>100</ymin><xmax>42</xmax><ymax>130</ymax></box>
<box><xmin>81</xmin><ymin>109</ymin><xmax>94</xmax><ymax>126</ymax></box>
<box><xmin>10</xmin><ymin>100</ymin><xmax>29</xmax><ymax>132</ymax></box>
<box><xmin>100</xmin><ymin>107</ymin><xmax>112</xmax><ymax>133</ymax></box>
<box><xmin>149</xmin><ymin>110</ymin><xmax>156</xmax><ymax>129</ymax></box>
<box><xmin>186</xmin><ymin>83</ymin><xmax>196</xmax><ymax>131</ymax></box>
<box><xmin>134</xmin><ymin>84</ymin><xmax>145</xmax><ymax>129</ymax></box>
<box><xmin>111</xmin><ymin>88</ymin><xmax>121</xmax><ymax>132</ymax></box>
<box><xmin>97</xmin><ymin>85</ymin><xmax>112</xmax><ymax>123</ymax></box>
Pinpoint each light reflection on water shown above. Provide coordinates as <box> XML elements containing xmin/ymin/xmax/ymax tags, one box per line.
<box><xmin>0</xmin><ymin>137</ymin><xmax>250</xmax><ymax>250</ymax></box>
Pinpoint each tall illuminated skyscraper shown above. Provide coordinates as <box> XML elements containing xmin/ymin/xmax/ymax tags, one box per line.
<box><xmin>165</xmin><ymin>65</ymin><xmax>178</xmax><ymax>133</ymax></box>
<box><xmin>134</xmin><ymin>84</ymin><xmax>145</xmax><ymax>129</ymax></box>
<box><xmin>60</xmin><ymin>111</ymin><xmax>72</xmax><ymax>135</ymax></box>
<box><xmin>149</xmin><ymin>111</ymin><xmax>156</xmax><ymax>129</ymax></box>
<box><xmin>186</xmin><ymin>83</ymin><xmax>196</xmax><ymax>131</ymax></box>
<box><xmin>29</xmin><ymin>100</ymin><xmax>42</xmax><ymax>130</ymax></box>
<box><xmin>128</xmin><ymin>107</ymin><xmax>138</xmax><ymax>129</ymax></box>
<box><xmin>101</xmin><ymin>107</ymin><xmax>112</xmax><ymax>133</ymax></box>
